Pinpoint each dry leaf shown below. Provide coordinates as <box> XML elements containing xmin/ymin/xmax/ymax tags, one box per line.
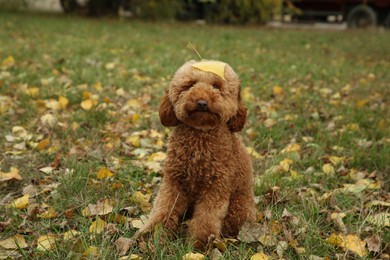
<box><xmin>115</xmin><ymin>236</ymin><xmax>136</xmax><ymax>256</ymax></box>
<box><xmin>80</xmin><ymin>99</ymin><xmax>94</xmax><ymax>110</ymax></box>
<box><xmin>326</xmin><ymin>233</ymin><xmax>368</xmax><ymax>257</ymax></box>
<box><xmin>82</xmin><ymin>199</ymin><xmax>114</xmax><ymax>217</ymax></box>
<box><xmin>273</xmin><ymin>85</ymin><xmax>284</xmax><ymax>96</ymax></box>
<box><xmin>37</xmin><ymin>206</ymin><xmax>58</xmax><ymax>219</ymax></box>
<box><xmin>0</xmin><ymin>234</ymin><xmax>28</xmax><ymax>249</ymax></box>
<box><xmin>182</xmin><ymin>252</ymin><xmax>205</xmax><ymax>260</ymax></box>
<box><xmin>279</xmin><ymin>158</ymin><xmax>293</xmax><ymax>172</ymax></box>
<box><xmin>10</xmin><ymin>194</ymin><xmax>29</xmax><ymax>209</ymax></box>
<box><xmin>250</xmin><ymin>252</ymin><xmax>270</xmax><ymax>260</ymax></box>
<box><xmin>63</xmin><ymin>230</ymin><xmax>80</xmax><ymax>241</ymax></box>
<box><xmin>192</xmin><ymin>61</ymin><xmax>226</xmax><ymax>80</ymax></box>
<box><xmin>238</xmin><ymin>222</ymin><xmax>263</xmax><ymax>243</ymax></box>
<box><xmin>281</xmin><ymin>143</ymin><xmax>300</xmax><ymax>153</ymax></box>
<box><xmin>365</xmin><ymin>235</ymin><xmax>381</xmax><ymax>253</ymax></box>
<box><xmin>37</xmin><ymin>234</ymin><xmax>57</xmax><ymax>251</ymax></box>
<box><xmin>322</xmin><ymin>164</ymin><xmax>335</xmax><ymax>175</ymax></box>
<box><xmin>0</xmin><ymin>167</ymin><xmax>22</xmax><ymax>182</ymax></box>
<box><xmin>83</xmin><ymin>246</ymin><xmax>99</xmax><ymax>257</ymax></box>
<box><xmin>89</xmin><ymin>217</ymin><xmax>107</xmax><ymax>234</ymax></box>
<box><xmin>367</xmin><ymin>212</ymin><xmax>390</xmax><ymax>227</ymax></box>
<box><xmin>96</xmin><ymin>167</ymin><xmax>113</xmax><ymax>179</ymax></box>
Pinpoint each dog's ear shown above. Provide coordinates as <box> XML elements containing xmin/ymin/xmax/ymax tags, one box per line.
<box><xmin>227</xmin><ymin>93</ymin><xmax>247</xmax><ymax>132</ymax></box>
<box><xmin>159</xmin><ymin>92</ymin><xmax>179</xmax><ymax>127</ymax></box>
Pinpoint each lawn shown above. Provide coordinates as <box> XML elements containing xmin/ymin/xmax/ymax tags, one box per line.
<box><xmin>0</xmin><ymin>11</ymin><xmax>389</xmax><ymax>259</ymax></box>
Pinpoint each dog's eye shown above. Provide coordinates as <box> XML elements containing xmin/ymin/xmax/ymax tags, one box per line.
<box><xmin>212</xmin><ymin>83</ymin><xmax>221</xmax><ymax>90</ymax></box>
<box><xmin>183</xmin><ymin>81</ymin><xmax>195</xmax><ymax>90</ymax></box>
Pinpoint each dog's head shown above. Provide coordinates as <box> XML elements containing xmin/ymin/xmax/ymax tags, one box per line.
<box><xmin>159</xmin><ymin>60</ymin><xmax>247</xmax><ymax>132</ymax></box>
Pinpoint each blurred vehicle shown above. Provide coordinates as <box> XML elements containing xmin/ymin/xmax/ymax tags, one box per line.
<box><xmin>285</xmin><ymin>0</ymin><xmax>390</xmax><ymax>28</ymax></box>
<box><xmin>60</xmin><ymin>0</ymin><xmax>130</xmax><ymax>16</ymax></box>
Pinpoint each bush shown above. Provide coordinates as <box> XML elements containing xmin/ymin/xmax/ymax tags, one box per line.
<box><xmin>204</xmin><ymin>0</ymin><xmax>282</xmax><ymax>24</ymax></box>
<box><xmin>130</xmin><ymin>0</ymin><xmax>183</xmax><ymax>20</ymax></box>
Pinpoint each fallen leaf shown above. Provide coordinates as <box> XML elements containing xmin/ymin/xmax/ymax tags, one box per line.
<box><xmin>322</xmin><ymin>164</ymin><xmax>335</xmax><ymax>175</ymax></box>
<box><xmin>37</xmin><ymin>234</ymin><xmax>57</xmax><ymax>251</ymax></box>
<box><xmin>326</xmin><ymin>233</ymin><xmax>368</xmax><ymax>257</ymax></box>
<box><xmin>115</xmin><ymin>236</ymin><xmax>136</xmax><ymax>256</ymax></box>
<box><xmin>281</xmin><ymin>143</ymin><xmax>300</xmax><ymax>153</ymax></box>
<box><xmin>1</xmin><ymin>55</ymin><xmax>15</xmax><ymax>68</ymax></box>
<box><xmin>0</xmin><ymin>234</ymin><xmax>28</xmax><ymax>249</ymax></box>
<box><xmin>120</xmin><ymin>254</ymin><xmax>142</xmax><ymax>260</ymax></box>
<box><xmin>10</xmin><ymin>194</ymin><xmax>29</xmax><ymax>209</ymax></box>
<box><xmin>238</xmin><ymin>222</ymin><xmax>263</xmax><ymax>243</ymax></box>
<box><xmin>58</xmin><ymin>96</ymin><xmax>69</xmax><ymax>109</ymax></box>
<box><xmin>279</xmin><ymin>158</ymin><xmax>293</xmax><ymax>172</ymax></box>
<box><xmin>367</xmin><ymin>212</ymin><xmax>390</xmax><ymax>227</ymax></box>
<box><xmin>89</xmin><ymin>217</ymin><xmax>107</xmax><ymax>234</ymax></box>
<box><xmin>63</xmin><ymin>230</ymin><xmax>80</xmax><ymax>241</ymax></box>
<box><xmin>182</xmin><ymin>252</ymin><xmax>205</xmax><ymax>260</ymax></box>
<box><xmin>0</xmin><ymin>167</ymin><xmax>22</xmax><ymax>182</ymax></box>
<box><xmin>37</xmin><ymin>206</ymin><xmax>58</xmax><ymax>219</ymax></box>
<box><xmin>273</xmin><ymin>85</ymin><xmax>284</xmax><ymax>96</ymax></box>
<box><xmin>96</xmin><ymin>167</ymin><xmax>113</xmax><ymax>179</ymax></box>
<box><xmin>365</xmin><ymin>235</ymin><xmax>381</xmax><ymax>253</ymax></box>
<box><xmin>83</xmin><ymin>246</ymin><xmax>99</xmax><ymax>257</ymax></box>
<box><xmin>210</xmin><ymin>248</ymin><xmax>223</xmax><ymax>260</ymax></box>
<box><xmin>80</xmin><ymin>99</ymin><xmax>94</xmax><ymax>110</ymax></box>
<box><xmin>250</xmin><ymin>251</ymin><xmax>270</xmax><ymax>260</ymax></box>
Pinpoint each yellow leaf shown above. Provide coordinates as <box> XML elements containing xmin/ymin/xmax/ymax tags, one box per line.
<box><xmin>344</xmin><ymin>234</ymin><xmax>368</xmax><ymax>257</ymax></box>
<box><xmin>281</xmin><ymin>143</ymin><xmax>300</xmax><ymax>153</ymax></box>
<box><xmin>82</xmin><ymin>91</ymin><xmax>92</xmax><ymax>99</ymax></box>
<box><xmin>182</xmin><ymin>252</ymin><xmax>205</xmax><ymax>260</ymax></box>
<box><xmin>273</xmin><ymin>85</ymin><xmax>284</xmax><ymax>96</ymax></box>
<box><xmin>326</xmin><ymin>233</ymin><xmax>343</xmax><ymax>246</ymax></box>
<box><xmin>279</xmin><ymin>158</ymin><xmax>293</xmax><ymax>172</ymax></box>
<box><xmin>126</xmin><ymin>135</ymin><xmax>141</xmax><ymax>147</ymax></box>
<box><xmin>148</xmin><ymin>152</ymin><xmax>167</xmax><ymax>162</ymax></box>
<box><xmin>36</xmin><ymin>139</ymin><xmax>50</xmax><ymax>151</ymax></box>
<box><xmin>120</xmin><ymin>254</ymin><xmax>141</xmax><ymax>260</ymax></box>
<box><xmin>0</xmin><ymin>167</ymin><xmax>22</xmax><ymax>182</ymax></box>
<box><xmin>37</xmin><ymin>207</ymin><xmax>58</xmax><ymax>219</ymax></box>
<box><xmin>328</xmin><ymin>156</ymin><xmax>344</xmax><ymax>165</ymax></box>
<box><xmin>89</xmin><ymin>217</ymin><xmax>107</xmax><ymax>234</ymax></box>
<box><xmin>37</xmin><ymin>234</ymin><xmax>57</xmax><ymax>251</ymax></box>
<box><xmin>326</xmin><ymin>234</ymin><xmax>368</xmax><ymax>257</ymax></box>
<box><xmin>250</xmin><ymin>252</ymin><xmax>270</xmax><ymax>260</ymax></box>
<box><xmin>127</xmin><ymin>99</ymin><xmax>142</xmax><ymax>109</ymax></box>
<box><xmin>0</xmin><ymin>234</ymin><xmax>28</xmax><ymax>249</ymax></box>
<box><xmin>322</xmin><ymin>163</ymin><xmax>335</xmax><ymax>175</ymax></box>
<box><xmin>83</xmin><ymin>246</ymin><xmax>99</xmax><ymax>257</ymax></box>
<box><xmin>27</xmin><ymin>87</ymin><xmax>40</xmax><ymax>97</ymax></box>
<box><xmin>96</xmin><ymin>167</ymin><xmax>113</xmax><ymax>179</ymax></box>
<box><xmin>80</xmin><ymin>99</ymin><xmax>94</xmax><ymax>111</ymax></box>
<box><xmin>58</xmin><ymin>96</ymin><xmax>69</xmax><ymax>109</ymax></box>
<box><xmin>63</xmin><ymin>230</ymin><xmax>80</xmax><ymax>241</ymax></box>
<box><xmin>11</xmin><ymin>194</ymin><xmax>29</xmax><ymax>209</ymax></box>
<box><xmin>192</xmin><ymin>61</ymin><xmax>226</xmax><ymax>80</ymax></box>
<box><xmin>246</xmin><ymin>147</ymin><xmax>263</xmax><ymax>159</ymax></box>
<box><xmin>242</xmin><ymin>87</ymin><xmax>255</xmax><ymax>102</ymax></box>
<box><xmin>356</xmin><ymin>99</ymin><xmax>369</xmax><ymax>108</ymax></box>
<box><xmin>2</xmin><ymin>55</ymin><xmax>15</xmax><ymax>68</ymax></box>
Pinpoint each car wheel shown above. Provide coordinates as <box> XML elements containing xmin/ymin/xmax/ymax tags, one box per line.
<box><xmin>347</xmin><ymin>5</ymin><xmax>377</xmax><ymax>28</ymax></box>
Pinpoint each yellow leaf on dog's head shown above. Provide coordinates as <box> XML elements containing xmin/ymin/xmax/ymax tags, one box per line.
<box><xmin>192</xmin><ymin>61</ymin><xmax>226</xmax><ymax>80</ymax></box>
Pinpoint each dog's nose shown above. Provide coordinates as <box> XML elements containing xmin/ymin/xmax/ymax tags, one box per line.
<box><xmin>197</xmin><ymin>100</ymin><xmax>208</xmax><ymax>111</ymax></box>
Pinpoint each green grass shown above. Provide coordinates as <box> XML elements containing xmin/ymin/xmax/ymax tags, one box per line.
<box><xmin>0</xmin><ymin>11</ymin><xmax>389</xmax><ymax>259</ymax></box>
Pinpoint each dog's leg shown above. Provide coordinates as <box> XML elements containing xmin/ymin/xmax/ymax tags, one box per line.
<box><xmin>138</xmin><ymin>180</ymin><xmax>188</xmax><ymax>237</ymax></box>
<box><xmin>222</xmin><ymin>191</ymin><xmax>256</xmax><ymax>237</ymax></box>
<box><xmin>187</xmin><ymin>192</ymin><xmax>230</xmax><ymax>249</ymax></box>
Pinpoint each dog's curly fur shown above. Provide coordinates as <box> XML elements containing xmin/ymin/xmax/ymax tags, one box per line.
<box><xmin>140</xmin><ymin>60</ymin><xmax>256</xmax><ymax>248</ymax></box>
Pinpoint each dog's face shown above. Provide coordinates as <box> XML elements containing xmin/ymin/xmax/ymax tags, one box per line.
<box><xmin>159</xmin><ymin>60</ymin><xmax>247</xmax><ymax>132</ymax></box>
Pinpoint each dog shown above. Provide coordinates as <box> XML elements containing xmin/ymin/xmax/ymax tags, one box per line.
<box><xmin>138</xmin><ymin>60</ymin><xmax>256</xmax><ymax>249</ymax></box>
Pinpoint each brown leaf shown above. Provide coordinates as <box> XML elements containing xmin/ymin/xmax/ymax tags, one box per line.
<box><xmin>365</xmin><ymin>235</ymin><xmax>381</xmax><ymax>253</ymax></box>
<box><xmin>115</xmin><ymin>236</ymin><xmax>136</xmax><ymax>256</ymax></box>
<box><xmin>238</xmin><ymin>222</ymin><xmax>263</xmax><ymax>243</ymax></box>
<box><xmin>0</xmin><ymin>167</ymin><xmax>22</xmax><ymax>182</ymax></box>
<box><xmin>0</xmin><ymin>234</ymin><xmax>28</xmax><ymax>249</ymax></box>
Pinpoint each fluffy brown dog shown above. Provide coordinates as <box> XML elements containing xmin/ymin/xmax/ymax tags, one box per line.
<box><xmin>139</xmin><ymin>60</ymin><xmax>256</xmax><ymax>248</ymax></box>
